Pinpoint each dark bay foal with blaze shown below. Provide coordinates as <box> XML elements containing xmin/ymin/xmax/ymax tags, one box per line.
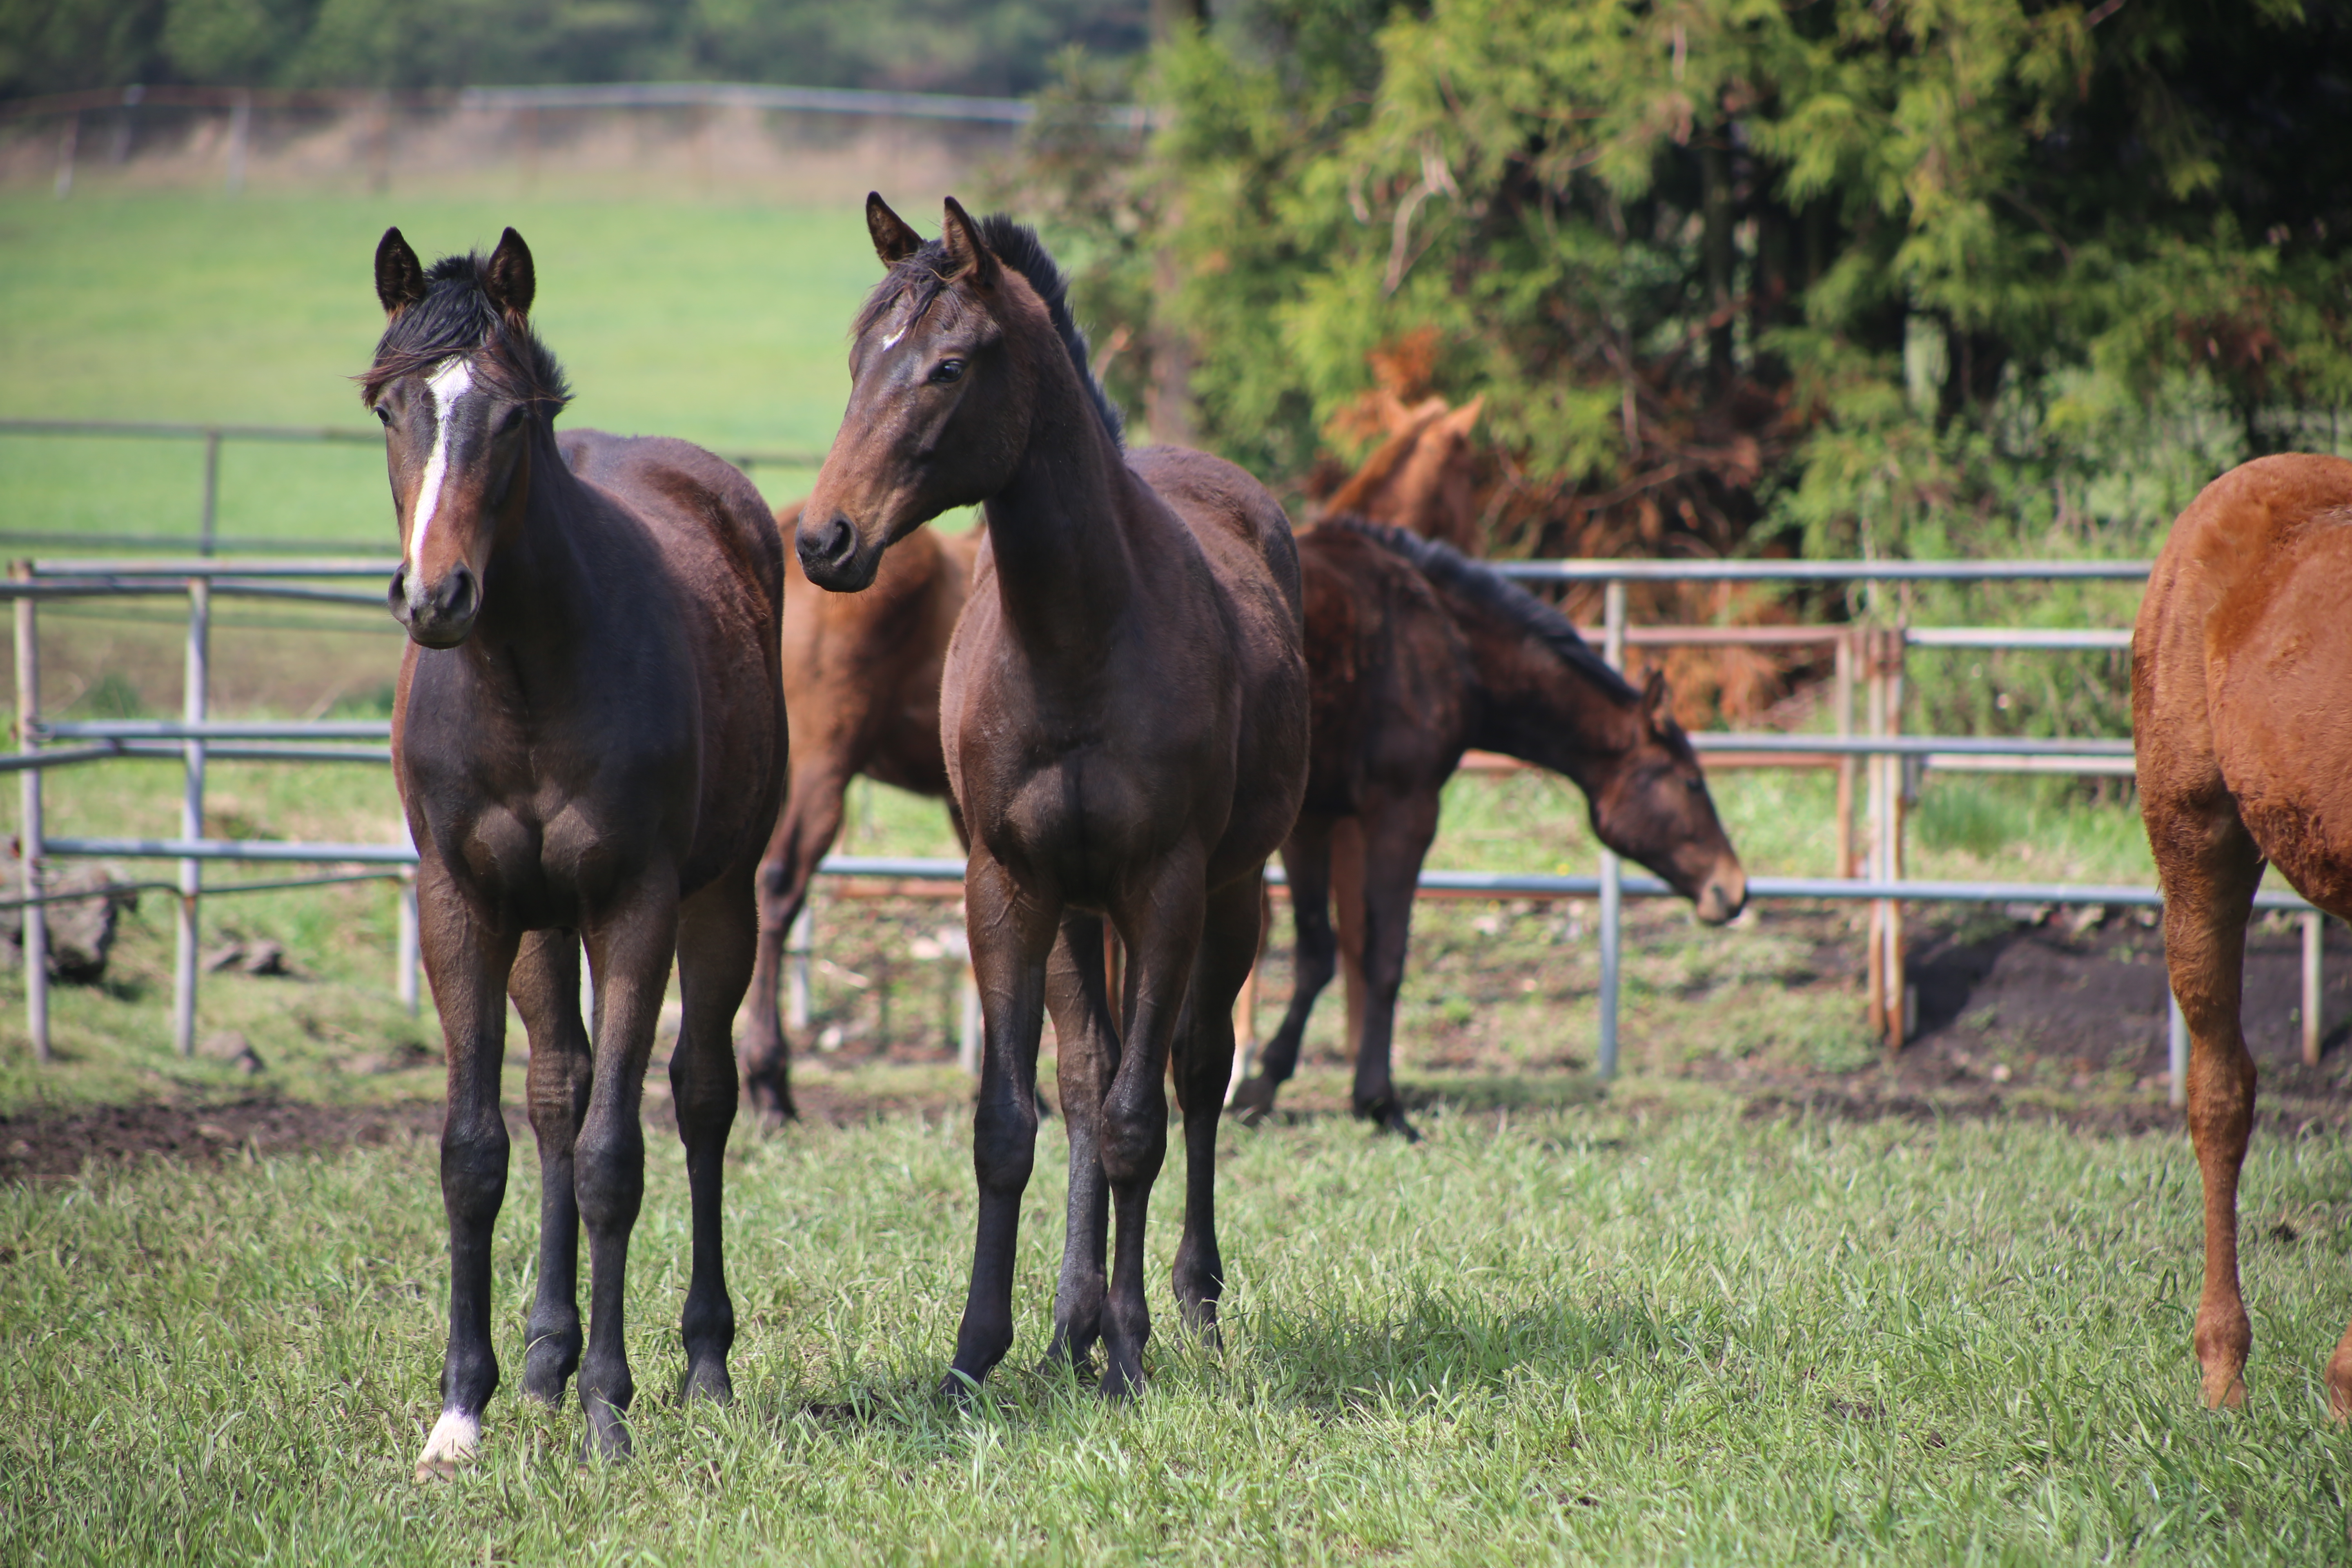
<box><xmin>799</xmin><ymin>196</ymin><xmax>1307</xmax><ymax>1398</ymax></box>
<box><xmin>366</xmin><ymin>229</ymin><xmax>786</xmax><ymax>1475</ymax></box>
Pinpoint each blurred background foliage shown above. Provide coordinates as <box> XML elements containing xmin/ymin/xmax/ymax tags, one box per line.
<box><xmin>0</xmin><ymin>0</ymin><xmax>1149</xmax><ymax>98</ymax></box>
<box><xmin>1009</xmin><ymin>0</ymin><xmax>2352</xmax><ymax>739</ymax></box>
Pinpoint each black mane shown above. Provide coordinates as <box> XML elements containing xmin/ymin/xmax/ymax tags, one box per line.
<box><xmin>854</xmin><ymin>213</ymin><xmax>1125</xmax><ymax>447</ymax></box>
<box><xmin>1325</xmin><ymin>515</ymin><xmax>1637</xmax><ymax>701</ymax></box>
<box><xmin>360</xmin><ymin>252</ymin><xmax>571</xmax><ymax>410</ymax></box>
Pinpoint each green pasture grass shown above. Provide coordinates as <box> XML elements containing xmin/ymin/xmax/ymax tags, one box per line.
<box><xmin>6</xmin><ymin>1101</ymin><xmax>2352</xmax><ymax>1562</ymax></box>
<box><xmin>0</xmin><ymin>191</ymin><xmax>864</xmax><ymax>547</ymax></box>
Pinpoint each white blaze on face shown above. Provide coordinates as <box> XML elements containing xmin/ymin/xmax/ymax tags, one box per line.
<box><xmin>407</xmin><ymin>358</ymin><xmax>477</xmax><ymax>577</ymax></box>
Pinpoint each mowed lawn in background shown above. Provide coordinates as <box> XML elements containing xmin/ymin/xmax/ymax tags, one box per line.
<box><xmin>6</xmin><ymin>1106</ymin><xmax>2352</xmax><ymax>1563</ymax></box>
<box><xmin>0</xmin><ymin>192</ymin><xmax>877</xmax><ymax>545</ymax></box>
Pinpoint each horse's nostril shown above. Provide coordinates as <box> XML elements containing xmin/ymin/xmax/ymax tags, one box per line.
<box><xmin>799</xmin><ymin>515</ymin><xmax>856</xmax><ymax>569</ymax></box>
<box><xmin>441</xmin><ymin>566</ymin><xmax>477</xmax><ymax>620</ymax></box>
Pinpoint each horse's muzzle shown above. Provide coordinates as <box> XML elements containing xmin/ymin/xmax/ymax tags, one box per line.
<box><xmin>1693</xmin><ymin>858</ymin><xmax>1748</xmax><ymax>926</ymax></box>
<box><xmin>797</xmin><ymin>513</ymin><xmax>875</xmax><ymax>592</ymax></box>
<box><xmin>390</xmin><ymin>562</ymin><xmax>480</xmax><ymax>648</ymax></box>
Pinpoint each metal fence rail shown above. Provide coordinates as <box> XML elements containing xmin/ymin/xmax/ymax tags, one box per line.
<box><xmin>5</xmin><ymin>548</ymin><xmax>2314</xmax><ymax>1110</ymax></box>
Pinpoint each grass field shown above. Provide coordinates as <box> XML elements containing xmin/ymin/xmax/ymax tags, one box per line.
<box><xmin>8</xmin><ymin>190</ymin><xmax>2348</xmax><ymax>1563</ymax></box>
<box><xmin>8</xmin><ymin>1097</ymin><xmax>2352</xmax><ymax>1563</ymax></box>
<box><xmin>0</xmin><ymin>191</ymin><xmax>883</xmax><ymax>548</ymax></box>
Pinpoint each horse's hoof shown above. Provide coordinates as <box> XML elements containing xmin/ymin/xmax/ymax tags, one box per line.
<box><xmin>2199</xmin><ymin>1362</ymin><xmax>2248</xmax><ymax>1410</ymax></box>
<box><xmin>682</xmin><ymin>1361</ymin><xmax>734</xmax><ymax>1405</ymax></box>
<box><xmin>1097</xmin><ymin>1356</ymin><xmax>1146</xmax><ymax>1402</ymax></box>
<box><xmin>413</xmin><ymin>1408</ymin><xmax>480</xmax><ymax>1482</ymax></box>
<box><xmin>578</xmin><ymin>1415</ymin><xmax>633</xmax><ymax>1466</ymax></box>
<box><xmin>1229</xmin><ymin>1078</ymin><xmax>1277</xmax><ymax>1126</ymax></box>
<box><xmin>1357</xmin><ymin>1099</ymin><xmax>1421</xmax><ymax>1142</ymax></box>
<box><xmin>937</xmin><ymin>1367</ymin><xmax>986</xmax><ymax>1407</ymax></box>
<box><xmin>523</xmin><ymin>1332</ymin><xmax>581</xmax><ymax>1406</ymax></box>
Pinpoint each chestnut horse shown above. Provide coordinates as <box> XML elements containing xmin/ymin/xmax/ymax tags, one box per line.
<box><xmin>739</xmin><ymin>510</ymin><xmax>976</xmax><ymax>1120</ymax></box>
<box><xmin>2134</xmin><ymin>453</ymin><xmax>2352</xmax><ymax>1414</ymax></box>
<box><xmin>1229</xmin><ymin>519</ymin><xmax>1748</xmax><ymax>1136</ymax></box>
<box><xmin>366</xmin><ymin>229</ymin><xmax>785</xmax><ymax>1473</ymax></box>
<box><xmin>798</xmin><ymin>196</ymin><xmax>1307</xmax><ymax>1399</ymax></box>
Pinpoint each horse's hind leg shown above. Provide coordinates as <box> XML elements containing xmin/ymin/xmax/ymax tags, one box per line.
<box><xmin>742</xmin><ymin>776</ymin><xmax>846</xmax><ymax>1123</ymax></box>
<box><xmin>575</xmin><ymin>880</ymin><xmax>683</xmax><ymax>1460</ymax></box>
<box><xmin>673</xmin><ymin>862</ymin><xmax>758</xmax><ymax>1404</ymax></box>
<box><xmin>509</xmin><ymin>930</ymin><xmax>593</xmax><ymax>1406</ymax></box>
<box><xmin>1042</xmin><ymin>911</ymin><xmax>1118</xmax><ymax>1377</ymax></box>
<box><xmin>1171</xmin><ymin>872</ymin><xmax>1269</xmax><ymax>1340</ymax></box>
<box><xmin>2151</xmin><ymin>790</ymin><xmax>2265</xmax><ymax>1409</ymax></box>
<box><xmin>1233</xmin><ymin>816</ymin><xmax>1336</xmax><ymax>1123</ymax></box>
<box><xmin>413</xmin><ymin>869</ymin><xmax>521</xmax><ymax>1481</ymax></box>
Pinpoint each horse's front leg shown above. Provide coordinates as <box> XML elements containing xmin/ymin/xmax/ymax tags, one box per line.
<box><xmin>673</xmin><ymin>861</ymin><xmax>760</xmax><ymax>1404</ymax></box>
<box><xmin>1043</xmin><ymin>910</ymin><xmax>1118</xmax><ymax>1377</ymax></box>
<box><xmin>413</xmin><ymin>864</ymin><xmax>522</xmax><ymax>1481</ymax></box>
<box><xmin>1171</xmin><ymin>871</ymin><xmax>1269</xmax><ymax>1339</ymax></box>
<box><xmin>508</xmin><ymin>930</ymin><xmax>594</xmax><ymax>1406</ymax></box>
<box><xmin>1096</xmin><ymin>854</ymin><xmax>1208</xmax><ymax>1398</ymax></box>
<box><xmin>944</xmin><ymin>853</ymin><xmax>1057</xmax><ymax>1394</ymax></box>
<box><xmin>1347</xmin><ymin>788</ymin><xmax>1441</xmax><ymax>1141</ymax></box>
<box><xmin>575</xmin><ymin>876</ymin><xmax>682</xmax><ymax>1461</ymax></box>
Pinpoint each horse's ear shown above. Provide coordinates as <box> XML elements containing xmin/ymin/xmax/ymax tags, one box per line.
<box><xmin>485</xmin><ymin>227</ymin><xmax>535</xmax><ymax>320</ymax></box>
<box><xmin>1447</xmin><ymin>394</ymin><xmax>1484</xmax><ymax>435</ymax></box>
<box><xmin>939</xmin><ymin>196</ymin><xmax>1000</xmax><ymax>288</ymax></box>
<box><xmin>1641</xmin><ymin>668</ymin><xmax>1673</xmax><ymax>733</ymax></box>
<box><xmin>374</xmin><ymin>227</ymin><xmax>426</xmax><ymax>317</ymax></box>
<box><xmin>867</xmin><ymin>193</ymin><xmax>924</xmax><ymax>266</ymax></box>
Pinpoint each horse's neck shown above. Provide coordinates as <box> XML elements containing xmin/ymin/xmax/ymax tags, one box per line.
<box><xmin>1466</xmin><ymin>630</ymin><xmax>1642</xmax><ymax>791</ymax></box>
<box><xmin>978</xmin><ymin>390</ymin><xmax>1139</xmax><ymax>669</ymax></box>
<box><xmin>468</xmin><ymin>424</ymin><xmax>597</xmax><ymax>665</ymax></box>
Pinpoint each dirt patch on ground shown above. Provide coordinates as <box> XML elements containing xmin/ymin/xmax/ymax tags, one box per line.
<box><xmin>0</xmin><ymin>1080</ymin><xmax>980</xmax><ymax>1183</ymax></box>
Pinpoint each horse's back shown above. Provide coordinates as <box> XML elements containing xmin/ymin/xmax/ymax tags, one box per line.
<box><xmin>1127</xmin><ymin>446</ymin><xmax>1303</xmax><ymax>616</ymax></box>
<box><xmin>2136</xmin><ymin>454</ymin><xmax>2352</xmax><ymax>915</ymax></box>
<box><xmin>562</xmin><ymin>431</ymin><xmax>784</xmax><ymax>621</ymax></box>
<box><xmin>1295</xmin><ymin>524</ymin><xmax>1472</xmax><ymax>814</ymax></box>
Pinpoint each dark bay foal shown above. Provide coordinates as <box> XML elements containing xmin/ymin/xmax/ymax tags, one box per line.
<box><xmin>1231</xmin><ymin>519</ymin><xmax>1746</xmax><ymax>1136</ymax></box>
<box><xmin>366</xmin><ymin>228</ymin><xmax>786</xmax><ymax>1475</ymax></box>
<box><xmin>739</xmin><ymin>508</ymin><xmax>976</xmax><ymax>1120</ymax></box>
<box><xmin>799</xmin><ymin>196</ymin><xmax>1308</xmax><ymax>1398</ymax></box>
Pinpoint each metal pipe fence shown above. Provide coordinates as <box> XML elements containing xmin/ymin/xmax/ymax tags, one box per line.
<box><xmin>2</xmin><ymin>543</ymin><xmax>2315</xmax><ymax>1109</ymax></box>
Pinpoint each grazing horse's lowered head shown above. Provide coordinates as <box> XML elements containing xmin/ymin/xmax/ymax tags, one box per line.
<box><xmin>364</xmin><ymin>225</ymin><xmax>570</xmax><ymax>646</ymax></box>
<box><xmin>1589</xmin><ymin>668</ymin><xmax>1748</xmax><ymax>925</ymax></box>
<box><xmin>798</xmin><ymin>193</ymin><xmax>1124</xmax><ymax>592</ymax></box>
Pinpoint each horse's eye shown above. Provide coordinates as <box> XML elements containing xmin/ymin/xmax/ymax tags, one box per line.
<box><xmin>497</xmin><ymin>405</ymin><xmax>525</xmax><ymax>433</ymax></box>
<box><xmin>374</xmin><ymin>404</ymin><xmax>392</xmax><ymax>427</ymax></box>
<box><xmin>930</xmin><ymin>359</ymin><xmax>966</xmax><ymax>384</ymax></box>
<box><xmin>1685</xmin><ymin>775</ymin><xmax>1705</xmax><ymax>793</ymax></box>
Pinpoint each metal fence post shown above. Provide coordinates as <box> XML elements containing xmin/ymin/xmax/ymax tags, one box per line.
<box><xmin>2168</xmin><ymin>990</ymin><xmax>2189</xmax><ymax>1109</ymax></box>
<box><xmin>14</xmin><ymin>566</ymin><xmax>48</xmax><ymax>1061</ymax></box>
<box><xmin>396</xmin><ymin>871</ymin><xmax>421</xmax><ymax>1016</ymax></box>
<box><xmin>225</xmin><ymin>91</ymin><xmax>252</xmax><ymax>194</ymax></box>
<box><xmin>198</xmin><ymin>431</ymin><xmax>220</xmax><ymax>556</ymax></box>
<box><xmin>786</xmin><ymin>900</ymin><xmax>813</xmax><ymax>1033</ymax></box>
<box><xmin>1834</xmin><ymin>628</ymin><xmax>1856</xmax><ymax>879</ymax></box>
<box><xmin>54</xmin><ymin>113</ymin><xmax>78</xmax><ymax>199</ymax></box>
<box><xmin>1597</xmin><ymin>577</ymin><xmax>1626</xmax><ymax>1080</ymax></box>
<box><xmin>1883</xmin><ymin>621</ymin><xmax>1909</xmax><ymax>1052</ymax></box>
<box><xmin>172</xmin><ymin>577</ymin><xmax>208</xmax><ymax>1056</ymax></box>
<box><xmin>1865</xmin><ymin>626</ymin><xmax>1888</xmax><ymax>1040</ymax></box>
<box><xmin>2303</xmin><ymin>911</ymin><xmax>2324</xmax><ymax>1068</ymax></box>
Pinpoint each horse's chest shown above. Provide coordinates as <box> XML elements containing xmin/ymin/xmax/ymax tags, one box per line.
<box><xmin>976</xmin><ymin>747</ymin><xmax>1176</xmax><ymax>893</ymax></box>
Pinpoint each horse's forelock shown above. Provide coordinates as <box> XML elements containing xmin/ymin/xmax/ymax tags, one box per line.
<box><xmin>359</xmin><ymin>250</ymin><xmax>570</xmax><ymax>410</ymax></box>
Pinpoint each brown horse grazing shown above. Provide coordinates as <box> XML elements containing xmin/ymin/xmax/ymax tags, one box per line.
<box><xmin>798</xmin><ymin>195</ymin><xmax>1308</xmax><ymax>1399</ymax></box>
<box><xmin>365</xmin><ymin>228</ymin><xmax>785</xmax><ymax>1474</ymax></box>
<box><xmin>2134</xmin><ymin>453</ymin><xmax>2352</xmax><ymax>1415</ymax></box>
<box><xmin>1229</xmin><ymin>518</ymin><xmax>1748</xmax><ymax>1137</ymax></box>
<box><xmin>738</xmin><ymin>508</ymin><xmax>976</xmax><ymax>1120</ymax></box>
